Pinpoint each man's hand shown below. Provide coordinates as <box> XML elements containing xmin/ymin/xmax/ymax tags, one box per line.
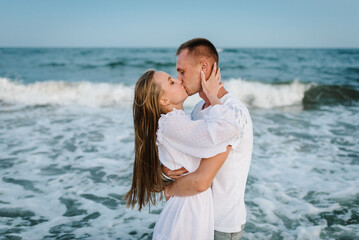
<box><xmin>162</xmin><ymin>165</ymin><xmax>188</xmax><ymax>180</ymax></box>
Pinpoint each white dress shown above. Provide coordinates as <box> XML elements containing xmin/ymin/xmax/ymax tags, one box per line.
<box><xmin>153</xmin><ymin>104</ymin><xmax>244</xmax><ymax>240</ymax></box>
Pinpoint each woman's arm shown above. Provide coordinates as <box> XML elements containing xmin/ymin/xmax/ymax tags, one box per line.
<box><xmin>159</xmin><ymin>104</ymin><xmax>242</xmax><ymax>159</ymax></box>
<box><xmin>165</xmin><ymin>146</ymin><xmax>232</xmax><ymax>199</ymax></box>
<box><xmin>157</xmin><ymin>61</ymin><xmax>242</xmax><ymax>159</ymax></box>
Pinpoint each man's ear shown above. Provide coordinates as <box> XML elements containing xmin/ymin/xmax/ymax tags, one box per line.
<box><xmin>200</xmin><ymin>60</ymin><xmax>209</xmax><ymax>74</ymax></box>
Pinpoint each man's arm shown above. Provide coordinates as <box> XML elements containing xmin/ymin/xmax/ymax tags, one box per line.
<box><xmin>165</xmin><ymin>146</ymin><xmax>231</xmax><ymax>198</ymax></box>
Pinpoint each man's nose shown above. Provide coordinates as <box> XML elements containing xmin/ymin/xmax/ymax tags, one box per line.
<box><xmin>176</xmin><ymin>74</ymin><xmax>183</xmax><ymax>82</ymax></box>
<box><xmin>174</xmin><ymin>78</ymin><xmax>182</xmax><ymax>85</ymax></box>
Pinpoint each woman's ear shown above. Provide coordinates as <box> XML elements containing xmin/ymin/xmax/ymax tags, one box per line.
<box><xmin>159</xmin><ymin>97</ymin><xmax>169</xmax><ymax>106</ymax></box>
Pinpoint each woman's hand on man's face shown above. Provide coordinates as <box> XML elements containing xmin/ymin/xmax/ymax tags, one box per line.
<box><xmin>201</xmin><ymin>62</ymin><xmax>223</xmax><ymax>100</ymax></box>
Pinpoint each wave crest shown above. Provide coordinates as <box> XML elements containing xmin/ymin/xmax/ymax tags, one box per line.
<box><xmin>0</xmin><ymin>78</ymin><xmax>133</xmax><ymax>107</ymax></box>
<box><xmin>226</xmin><ymin>78</ymin><xmax>314</xmax><ymax>108</ymax></box>
<box><xmin>1</xmin><ymin>77</ymin><xmax>357</xmax><ymax>108</ymax></box>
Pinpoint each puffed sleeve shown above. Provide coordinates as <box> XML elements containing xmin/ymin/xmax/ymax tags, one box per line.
<box><xmin>156</xmin><ymin>104</ymin><xmax>245</xmax><ymax>159</ymax></box>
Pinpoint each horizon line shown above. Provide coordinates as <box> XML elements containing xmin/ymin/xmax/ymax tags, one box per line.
<box><xmin>1</xmin><ymin>45</ymin><xmax>359</xmax><ymax>49</ymax></box>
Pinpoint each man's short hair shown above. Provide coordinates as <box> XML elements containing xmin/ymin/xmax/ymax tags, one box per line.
<box><xmin>176</xmin><ymin>38</ymin><xmax>219</xmax><ymax>64</ymax></box>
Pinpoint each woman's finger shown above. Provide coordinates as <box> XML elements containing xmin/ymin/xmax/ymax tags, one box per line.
<box><xmin>201</xmin><ymin>70</ymin><xmax>206</xmax><ymax>89</ymax></box>
<box><xmin>201</xmin><ymin>70</ymin><xmax>205</xmax><ymax>82</ymax></box>
<box><xmin>216</xmin><ymin>67</ymin><xmax>221</xmax><ymax>79</ymax></box>
<box><xmin>211</xmin><ymin>62</ymin><xmax>217</xmax><ymax>78</ymax></box>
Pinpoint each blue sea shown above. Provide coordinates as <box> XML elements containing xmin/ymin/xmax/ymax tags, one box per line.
<box><xmin>0</xmin><ymin>48</ymin><xmax>358</xmax><ymax>239</ymax></box>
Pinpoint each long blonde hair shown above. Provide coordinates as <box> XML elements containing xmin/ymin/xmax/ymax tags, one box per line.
<box><xmin>124</xmin><ymin>69</ymin><xmax>167</xmax><ymax>210</ymax></box>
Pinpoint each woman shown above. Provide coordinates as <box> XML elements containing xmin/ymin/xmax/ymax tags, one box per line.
<box><xmin>125</xmin><ymin>66</ymin><xmax>241</xmax><ymax>239</ymax></box>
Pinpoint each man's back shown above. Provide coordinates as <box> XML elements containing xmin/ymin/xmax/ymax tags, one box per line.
<box><xmin>191</xmin><ymin>92</ymin><xmax>253</xmax><ymax>232</ymax></box>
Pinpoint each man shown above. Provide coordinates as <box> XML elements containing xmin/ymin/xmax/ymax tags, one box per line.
<box><xmin>163</xmin><ymin>38</ymin><xmax>253</xmax><ymax>240</ymax></box>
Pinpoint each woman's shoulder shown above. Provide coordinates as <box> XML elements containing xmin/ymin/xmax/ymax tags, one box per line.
<box><xmin>159</xmin><ymin>108</ymin><xmax>188</xmax><ymax>123</ymax></box>
<box><xmin>157</xmin><ymin>108</ymin><xmax>189</xmax><ymax>141</ymax></box>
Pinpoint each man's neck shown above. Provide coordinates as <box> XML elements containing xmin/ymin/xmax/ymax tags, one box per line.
<box><xmin>199</xmin><ymin>87</ymin><xmax>228</xmax><ymax>109</ymax></box>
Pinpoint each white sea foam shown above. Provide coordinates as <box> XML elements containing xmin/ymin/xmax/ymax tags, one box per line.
<box><xmin>0</xmin><ymin>77</ymin><xmax>133</xmax><ymax>107</ymax></box>
<box><xmin>0</xmin><ymin>91</ymin><xmax>358</xmax><ymax>239</ymax></box>
<box><xmin>226</xmin><ymin>77</ymin><xmax>314</xmax><ymax>108</ymax></box>
<box><xmin>0</xmin><ymin>77</ymin><xmax>314</xmax><ymax>109</ymax></box>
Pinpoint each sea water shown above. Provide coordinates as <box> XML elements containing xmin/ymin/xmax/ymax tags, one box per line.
<box><xmin>0</xmin><ymin>48</ymin><xmax>358</xmax><ymax>239</ymax></box>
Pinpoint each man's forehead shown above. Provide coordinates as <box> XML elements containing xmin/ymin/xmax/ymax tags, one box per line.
<box><xmin>176</xmin><ymin>54</ymin><xmax>185</xmax><ymax>70</ymax></box>
<box><xmin>177</xmin><ymin>49</ymin><xmax>195</xmax><ymax>67</ymax></box>
<box><xmin>176</xmin><ymin>50</ymin><xmax>187</xmax><ymax>64</ymax></box>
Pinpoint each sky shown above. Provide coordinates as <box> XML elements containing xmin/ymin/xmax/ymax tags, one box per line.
<box><xmin>0</xmin><ymin>0</ymin><xmax>358</xmax><ymax>48</ymax></box>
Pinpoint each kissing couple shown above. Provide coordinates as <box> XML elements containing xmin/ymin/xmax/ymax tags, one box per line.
<box><xmin>125</xmin><ymin>38</ymin><xmax>253</xmax><ymax>240</ymax></box>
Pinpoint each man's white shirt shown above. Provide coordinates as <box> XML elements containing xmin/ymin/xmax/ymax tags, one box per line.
<box><xmin>191</xmin><ymin>92</ymin><xmax>253</xmax><ymax>233</ymax></box>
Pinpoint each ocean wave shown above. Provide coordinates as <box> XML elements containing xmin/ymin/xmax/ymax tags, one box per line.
<box><xmin>226</xmin><ymin>78</ymin><xmax>314</xmax><ymax>108</ymax></box>
<box><xmin>1</xmin><ymin>77</ymin><xmax>358</xmax><ymax>108</ymax></box>
<box><xmin>0</xmin><ymin>78</ymin><xmax>133</xmax><ymax>107</ymax></box>
<box><xmin>223</xmin><ymin>48</ymin><xmax>239</xmax><ymax>53</ymax></box>
<box><xmin>303</xmin><ymin>84</ymin><xmax>359</xmax><ymax>106</ymax></box>
<box><xmin>79</xmin><ymin>64</ymin><xmax>99</xmax><ymax>69</ymax></box>
<box><xmin>105</xmin><ymin>61</ymin><xmax>126</xmax><ymax>68</ymax></box>
<box><xmin>345</xmin><ymin>67</ymin><xmax>359</xmax><ymax>74</ymax></box>
<box><xmin>143</xmin><ymin>60</ymin><xmax>176</xmax><ymax>68</ymax></box>
<box><xmin>228</xmin><ymin>78</ymin><xmax>359</xmax><ymax>108</ymax></box>
<box><xmin>40</xmin><ymin>63</ymin><xmax>67</xmax><ymax>67</ymax></box>
<box><xmin>103</xmin><ymin>60</ymin><xmax>175</xmax><ymax>69</ymax></box>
